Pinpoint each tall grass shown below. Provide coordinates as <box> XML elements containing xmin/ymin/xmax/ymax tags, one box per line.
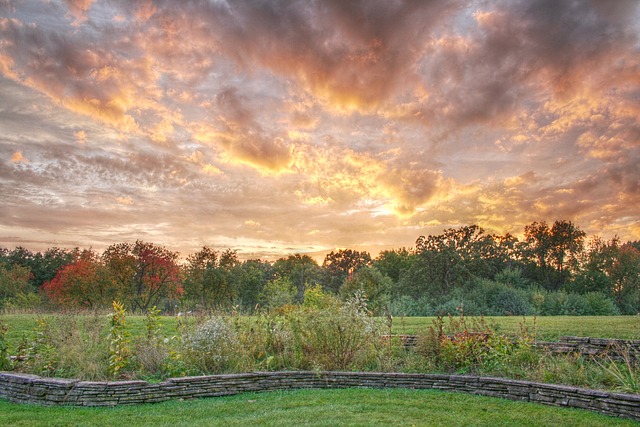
<box><xmin>1</xmin><ymin>305</ymin><xmax>639</xmax><ymax>394</ymax></box>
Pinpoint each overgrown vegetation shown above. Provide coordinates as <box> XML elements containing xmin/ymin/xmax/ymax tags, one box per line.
<box><xmin>2</xmin><ymin>296</ymin><xmax>638</xmax><ymax>396</ymax></box>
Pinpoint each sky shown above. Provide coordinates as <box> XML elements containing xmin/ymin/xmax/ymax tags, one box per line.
<box><xmin>1</xmin><ymin>0</ymin><xmax>639</xmax><ymax>261</ymax></box>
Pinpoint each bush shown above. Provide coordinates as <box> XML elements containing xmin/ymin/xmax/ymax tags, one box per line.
<box><xmin>466</xmin><ymin>279</ymin><xmax>533</xmax><ymax>316</ymax></box>
<box><xmin>430</xmin><ymin>299</ymin><xmax>485</xmax><ymax>317</ymax></box>
<box><xmin>183</xmin><ymin>316</ymin><xmax>237</xmax><ymax>373</ymax></box>
<box><xmin>414</xmin><ymin>314</ymin><xmax>536</xmax><ymax>375</ymax></box>
<box><xmin>0</xmin><ymin>321</ymin><xmax>9</xmax><ymax>371</ymax></box>
<box><xmin>538</xmin><ymin>291</ymin><xmax>619</xmax><ymax>315</ymax></box>
<box><xmin>388</xmin><ymin>295</ymin><xmax>420</xmax><ymax>317</ymax></box>
<box><xmin>289</xmin><ymin>292</ymin><xmax>385</xmax><ymax>370</ymax></box>
<box><xmin>584</xmin><ymin>292</ymin><xmax>620</xmax><ymax>315</ymax></box>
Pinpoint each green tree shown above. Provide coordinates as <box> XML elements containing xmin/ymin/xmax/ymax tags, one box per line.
<box><xmin>321</xmin><ymin>249</ymin><xmax>371</xmax><ymax>293</ymax></box>
<box><xmin>340</xmin><ymin>266</ymin><xmax>392</xmax><ymax>315</ymax></box>
<box><xmin>0</xmin><ymin>262</ymin><xmax>32</xmax><ymax>308</ymax></box>
<box><xmin>373</xmin><ymin>248</ymin><xmax>412</xmax><ymax>289</ymax></box>
<box><xmin>231</xmin><ymin>259</ymin><xmax>274</xmax><ymax>311</ymax></box>
<box><xmin>4</xmin><ymin>246</ymin><xmax>75</xmax><ymax>289</ymax></box>
<box><xmin>259</xmin><ymin>276</ymin><xmax>296</xmax><ymax>310</ymax></box>
<box><xmin>273</xmin><ymin>254</ymin><xmax>322</xmax><ymax>303</ymax></box>
<box><xmin>521</xmin><ymin>220</ymin><xmax>586</xmax><ymax>289</ymax></box>
<box><xmin>407</xmin><ymin>225</ymin><xmax>493</xmax><ymax>299</ymax></box>
<box><xmin>182</xmin><ymin>247</ymin><xmax>242</xmax><ymax>311</ymax></box>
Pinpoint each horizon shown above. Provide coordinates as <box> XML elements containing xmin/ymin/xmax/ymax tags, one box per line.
<box><xmin>1</xmin><ymin>1</ymin><xmax>639</xmax><ymax>261</ymax></box>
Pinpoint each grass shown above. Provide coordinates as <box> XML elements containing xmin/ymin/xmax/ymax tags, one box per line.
<box><xmin>1</xmin><ymin>388</ymin><xmax>637</xmax><ymax>427</ymax></box>
<box><xmin>2</xmin><ymin>313</ymin><xmax>638</xmax><ymax>355</ymax></box>
<box><xmin>391</xmin><ymin>315</ymin><xmax>640</xmax><ymax>340</ymax></box>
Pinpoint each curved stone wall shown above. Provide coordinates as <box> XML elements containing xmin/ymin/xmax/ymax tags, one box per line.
<box><xmin>1</xmin><ymin>371</ymin><xmax>639</xmax><ymax>421</ymax></box>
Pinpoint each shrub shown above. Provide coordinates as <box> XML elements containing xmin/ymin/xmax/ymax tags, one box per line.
<box><xmin>388</xmin><ymin>295</ymin><xmax>420</xmax><ymax>317</ymax></box>
<box><xmin>0</xmin><ymin>321</ymin><xmax>10</xmax><ymax>370</ymax></box>
<box><xmin>260</xmin><ymin>277</ymin><xmax>296</xmax><ymax>311</ymax></box>
<box><xmin>584</xmin><ymin>292</ymin><xmax>620</xmax><ymax>315</ymax></box>
<box><xmin>561</xmin><ymin>293</ymin><xmax>591</xmax><ymax>315</ymax></box>
<box><xmin>303</xmin><ymin>284</ymin><xmax>335</xmax><ymax>310</ymax></box>
<box><xmin>183</xmin><ymin>316</ymin><xmax>238</xmax><ymax>373</ymax></box>
<box><xmin>289</xmin><ymin>291</ymin><xmax>385</xmax><ymax>370</ymax></box>
<box><xmin>109</xmin><ymin>301</ymin><xmax>131</xmax><ymax>378</ymax></box>
<box><xmin>134</xmin><ymin>306</ymin><xmax>170</xmax><ymax>378</ymax></box>
<box><xmin>340</xmin><ymin>266</ymin><xmax>392</xmax><ymax>315</ymax></box>
<box><xmin>430</xmin><ymin>298</ymin><xmax>485</xmax><ymax>317</ymax></box>
<box><xmin>414</xmin><ymin>314</ymin><xmax>535</xmax><ymax>375</ymax></box>
<box><xmin>468</xmin><ymin>279</ymin><xmax>533</xmax><ymax>316</ymax></box>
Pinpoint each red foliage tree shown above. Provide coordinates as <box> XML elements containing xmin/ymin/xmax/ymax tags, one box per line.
<box><xmin>41</xmin><ymin>250</ymin><xmax>111</xmax><ymax>308</ymax></box>
<box><xmin>102</xmin><ymin>241</ymin><xmax>183</xmax><ymax>311</ymax></box>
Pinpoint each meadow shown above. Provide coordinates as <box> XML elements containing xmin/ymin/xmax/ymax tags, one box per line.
<box><xmin>3</xmin><ymin>313</ymin><xmax>639</xmax><ymax>353</ymax></box>
<box><xmin>1</xmin><ymin>309</ymin><xmax>640</xmax><ymax>425</ymax></box>
<box><xmin>392</xmin><ymin>315</ymin><xmax>640</xmax><ymax>340</ymax></box>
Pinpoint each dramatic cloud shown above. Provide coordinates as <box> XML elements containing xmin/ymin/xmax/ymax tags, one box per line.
<box><xmin>0</xmin><ymin>0</ymin><xmax>638</xmax><ymax>259</ymax></box>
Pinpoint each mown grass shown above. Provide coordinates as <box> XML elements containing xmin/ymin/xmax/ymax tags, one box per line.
<box><xmin>1</xmin><ymin>388</ymin><xmax>636</xmax><ymax>427</ymax></box>
<box><xmin>391</xmin><ymin>315</ymin><xmax>640</xmax><ymax>340</ymax></box>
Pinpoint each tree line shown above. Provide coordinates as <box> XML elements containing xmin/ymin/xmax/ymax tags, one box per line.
<box><xmin>0</xmin><ymin>220</ymin><xmax>638</xmax><ymax>315</ymax></box>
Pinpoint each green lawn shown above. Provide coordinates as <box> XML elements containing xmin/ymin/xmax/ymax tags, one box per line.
<box><xmin>390</xmin><ymin>315</ymin><xmax>640</xmax><ymax>340</ymax></box>
<box><xmin>1</xmin><ymin>388</ymin><xmax>636</xmax><ymax>427</ymax></box>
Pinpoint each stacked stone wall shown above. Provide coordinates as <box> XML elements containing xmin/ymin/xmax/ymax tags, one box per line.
<box><xmin>1</xmin><ymin>371</ymin><xmax>638</xmax><ymax>421</ymax></box>
<box><xmin>392</xmin><ymin>335</ymin><xmax>640</xmax><ymax>360</ymax></box>
<box><xmin>535</xmin><ymin>336</ymin><xmax>640</xmax><ymax>360</ymax></box>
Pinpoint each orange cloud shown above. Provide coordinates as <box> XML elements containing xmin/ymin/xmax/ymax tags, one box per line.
<box><xmin>11</xmin><ymin>151</ymin><xmax>28</xmax><ymax>163</ymax></box>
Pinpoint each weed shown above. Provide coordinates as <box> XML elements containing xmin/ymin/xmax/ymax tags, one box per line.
<box><xmin>183</xmin><ymin>316</ymin><xmax>237</xmax><ymax>373</ymax></box>
<box><xmin>0</xmin><ymin>320</ymin><xmax>10</xmax><ymax>370</ymax></box>
<box><xmin>593</xmin><ymin>346</ymin><xmax>640</xmax><ymax>393</ymax></box>
<box><xmin>109</xmin><ymin>301</ymin><xmax>131</xmax><ymax>378</ymax></box>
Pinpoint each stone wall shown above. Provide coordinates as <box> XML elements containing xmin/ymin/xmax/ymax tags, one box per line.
<box><xmin>535</xmin><ymin>336</ymin><xmax>640</xmax><ymax>360</ymax></box>
<box><xmin>393</xmin><ymin>335</ymin><xmax>640</xmax><ymax>360</ymax></box>
<box><xmin>1</xmin><ymin>371</ymin><xmax>638</xmax><ymax>421</ymax></box>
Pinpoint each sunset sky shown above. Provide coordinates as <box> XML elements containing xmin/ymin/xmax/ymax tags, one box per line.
<box><xmin>1</xmin><ymin>0</ymin><xmax>639</xmax><ymax>261</ymax></box>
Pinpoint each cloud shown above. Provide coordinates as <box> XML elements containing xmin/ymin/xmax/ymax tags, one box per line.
<box><xmin>10</xmin><ymin>151</ymin><xmax>27</xmax><ymax>163</ymax></box>
<box><xmin>63</xmin><ymin>0</ymin><xmax>93</xmax><ymax>25</ymax></box>
<box><xmin>0</xmin><ymin>0</ymin><xmax>639</xmax><ymax>258</ymax></box>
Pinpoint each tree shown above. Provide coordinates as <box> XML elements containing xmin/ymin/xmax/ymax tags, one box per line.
<box><xmin>521</xmin><ymin>220</ymin><xmax>586</xmax><ymax>289</ymax></box>
<box><xmin>182</xmin><ymin>247</ymin><xmax>240</xmax><ymax>310</ymax></box>
<box><xmin>273</xmin><ymin>254</ymin><xmax>322</xmax><ymax>303</ymax></box>
<box><xmin>411</xmin><ymin>225</ymin><xmax>493</xmax><ymax>296</ymax></box>
<box><xmin>259</xmin><ymin>276</ymin><xmax>296</xmax><ymax>310</ymax></box>
<box><xmin>373</xmin><ymin>248</ymin><xmax>412</xmax><ymax>287</ymax></box>
<box><xmin>231</xmin><ymin>259</ymin><xmax>274</xmax><ymax>310</ymax></box>
<box><xmin>609</xmin><ymin>244</ymin><xmax>640</xmax><ymax>313</ymax></box>
<box><xmin>5</xmin><ymin>246</ymin><xmax>75</xmax><ymax>289</ymax></box>
<box><xmin>182</xmin><ymin>246</ymin><xmax>219</xmax><ymax>311</ymax></box>
<box><xmin>321</xmin><ymin>249</ymin><xmax>371</xmax><ymax>293</ymax></box>
<box><xmin>340</xmin><ymin>266</ymin><xmax>392</xmax><ymax>314</ymax></box>
<box><xmin>0</xmin><ymin>262</ymin><xmax>32</xmax><ymax>307</ymax></box>
<box><xmin>574</xmin><ymin>236</ymin><xmax>618</xmax><ymax>294</ymax></box>
<box><xmin>102</xmin><ymin>241</ymin><xmax>182</xmax><ymax>312</ymax></box>
<box><xmin>41</xmin><ymin>250</ymin><xmax>111</xmax><ymax>308</ymax></box>
<box><xmin>549</xmin><ymin>220</ymin><xmax>586</xmax><ymax>284</ymax></box>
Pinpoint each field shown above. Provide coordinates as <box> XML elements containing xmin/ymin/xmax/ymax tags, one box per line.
<box><xmin>1</xmin><ymin>313</ymin><xmax>639</xmax><ymax>425</ymax></box>
<box><xmin>1</xmin><ymin>388</ymin><xmax>636</xmax><ymax>427</ymax></box>
<box><xmin>2</xmin><ymin>314</ymin><xmax>639</xmax><ymax>354</ymax></box>
<box><xmin>391</xmin><ymin>315</ymin><xmax>640</xmax><ymax>340</ymax></box>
